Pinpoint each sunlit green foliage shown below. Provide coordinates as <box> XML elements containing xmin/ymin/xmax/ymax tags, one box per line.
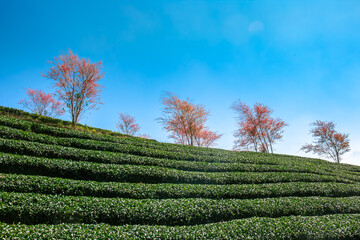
<box><xmin>1</xmin><ymin>106</ymin><xmax>360</xmax><ymax>239</ymax></box>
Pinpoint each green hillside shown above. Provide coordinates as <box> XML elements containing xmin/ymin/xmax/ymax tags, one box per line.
<box><xmin>1</xmin><ymin>106</ymin><xmax>360</xmax><ymax>239</ymax></box>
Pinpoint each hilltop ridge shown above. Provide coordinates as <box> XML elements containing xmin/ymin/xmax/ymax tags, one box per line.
<box><xmin>1</xmin><ymin>106</ymin><xmax>360</xmax><ymax>239</ymax></box>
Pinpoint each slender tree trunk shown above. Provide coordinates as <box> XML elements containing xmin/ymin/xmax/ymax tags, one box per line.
<box><xmin>254</xmin><ymin>142</ymin><xmax>258</xmax><ymax>152</ymax></box>
<box><xmin>268</xmin><ymin>136</ymin><xmax>274</xmax><ymax>153</ymax></box>
<box><xmin>336</xmin><ymin>151</ymin><xmax>340</xmax><ymax>164</ymax></box>
<box><xmin>72</xmin><ymin>115</ymin><xmax>76</xmax><ymax>126</ymax></box>
<box><xmin>190</xmin><ymin>132</ymin><xmax>194</xmax><ymax>146</ymax></box>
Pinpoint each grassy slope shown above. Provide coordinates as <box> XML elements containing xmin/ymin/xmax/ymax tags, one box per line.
<box><xmin>1</xmin><ymin>106</ymin><xmax>360</xmax><ymax>239</ymax></box>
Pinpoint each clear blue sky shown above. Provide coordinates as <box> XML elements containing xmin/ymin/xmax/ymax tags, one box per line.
<box><xmin>1</xmin><ymin>0</ymin><xmax>359</xmax><ymax>165</ymax></box>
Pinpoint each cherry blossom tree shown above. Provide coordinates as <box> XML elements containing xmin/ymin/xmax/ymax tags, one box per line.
<box><xmin>158</xmin><ymin>93</ymin><xmax>221</xmax><ymax>147</ymax></box>
<box><xmin>117</xmin><ymin>113</ymin><xmax>141</xmax><ymax>136</ymax></box>
<box><xmin>19</xmin><ymin>89</ymin><xmax>64</xmax><ymax>117</ymax></box>
<box><xmin>194</xmin><ymin>129</ymin><xmax>222</xmax><ymax>148</ymax></box>
<box><xmin>231</xmin><ymin>100</ymin><xmax>287</xmax><ymax>153</ymax></box>
<box><xmin>301</xmin><ymin>120</ymin><xmax>350</xmax><ymax>164</ymax></box>
<box><xmin>43</xmin><ymin>49</ymin><xmax>104</xmax><ymax>126</ymax></box>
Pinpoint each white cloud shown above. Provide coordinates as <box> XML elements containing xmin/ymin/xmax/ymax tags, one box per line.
<box><xmin>248</xmin><ymin>21</ymin><xmax>264</xmax><ymax>34</ymax></box>
<box><xmin>343</xmin><ymin>151</ymin><xmax>360</xmax><ymax>166</ymax></box>
<box><xmin>222</xmin><ymin>14</ymin><xmax>249</xmax><ymax>44</ymax></box>
<box><xmin>164</xmin><ymin>1</ymin><xmax>218</xmax><ymax>40</ymax></box>
<box><xmin>260</xmin><ymin>1</ymin><xmax>360</xmax><ymax>44</ymax></box>
<box><xmin>164</xmin><ymin>1</ymin><xmax>250</xmax><ymax>45</ymax></box>
<box><xmin>119</xmin><ymin>6</ymin><xmax>160</xmax><ymax>41</ymax></box>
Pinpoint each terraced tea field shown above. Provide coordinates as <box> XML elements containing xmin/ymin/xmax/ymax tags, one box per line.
<box><xmin>1</xmin><ymin>106</ymin><xmax>360</xmax><ymax>239</ymax></box>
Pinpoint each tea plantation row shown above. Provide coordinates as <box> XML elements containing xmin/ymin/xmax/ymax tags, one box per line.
<box><xmin>0</xmin><ymin>214</ymin><xmax>359</xmax><ymax>239</ymax></box>
<box><xmin>1</xmin><ymin>153</ymin><xmax>354</xmax><ymax>184</ymax></box>
<box><xmin>1</xmin><ymin>108</ymin><xmax>360</xmax><ymax>239</ymax></box>
<box><xmin>0</xmin><ymin>127</ymin><xmax>343</xmax><ymax>175</ymax></box>
<box><xmin>2</xmin><ymin>191</ymin><xmax>360</xmax><ymax>226</ymax></box>
<box><xmin>2</xmin><ymin>173</ymin><xmax>360</xmax><ymax>199</ymax></box>
<box><xmin>0</xmin><ymin>115</ymin><xmax>345</xmax><ymax>166</ymax></box>
<box><xmin>0</xmin><ymin>115</ymin><xmax>240</xmax><ymax>162</ymax></box>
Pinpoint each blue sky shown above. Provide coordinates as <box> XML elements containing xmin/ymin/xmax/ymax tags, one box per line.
<box><xmin>1</xmin><ymin>0</ymin><xmax>360</xmax><ymax>165</ymax></box>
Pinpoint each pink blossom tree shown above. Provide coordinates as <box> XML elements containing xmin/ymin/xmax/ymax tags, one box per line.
<box><xmin>19</xmin><ymin>89</ymin><xmax>64</xmax><ymax>117</ymax></box>
<box><xmin>232</xmin><ymin>100</ymin><xmax>287</xmax><ymax>153</ymax></box>
<box><xmin>158</xmin><ymin>93</ymin><xmax>222</xmax><ymax>147</ymax></box>
<box><xmin>43</xmin><ymin>49</ymin><xmax>104</xmax><ymax>126</ymax></box>
<box><xmin>117</xmin><ymin>113</ymin><xmax>141</xmax><ymax>136</ymax></box>
<box><xmin>301</xmin><ymin>120</ymin><xmax>350</xmax><ymax>164</ymax></box>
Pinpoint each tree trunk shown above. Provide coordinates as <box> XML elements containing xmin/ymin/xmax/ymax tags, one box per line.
<box><xmin>336</xmin><ymin>151</ymin><xmax>340</xmax><ymax>164</ymax></box>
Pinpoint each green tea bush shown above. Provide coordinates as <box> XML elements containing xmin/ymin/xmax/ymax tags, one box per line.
<box><xmin>0</xmin><ymin>128</ymin><xmax>341</xmax><ymax>174</ymax></box>
<box><xmin>0</xmin><ymin>115</ymin><xmax>289</xmax><ymax>163</ymax></box>
<box><xmin>2</xmin><ymin>173</ymin><xmax>360</xmax><ymax>199</ymax></box>
<box><xmin>2</xmin><ymin>214</ymin><xmax>359</xmax><ymax>239</ymax></box>
<box><xmin>2</xmin><ymin>191</ymin><xmax>360</xmax><ymax>225</ymax></box>
<box><xmin>0</xmin><ymin>153</ymin><xmax>352</xmax><ymax>184</ymax></box>
<box><xmin>1</xmin><ymin>105</ymin><xmax>360</xmax><ymax>239</ymax></box>
<box><xmin>0</xmin><ymin>116</ymin><xmax>32</xmax><ymax>131</ymax></box>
